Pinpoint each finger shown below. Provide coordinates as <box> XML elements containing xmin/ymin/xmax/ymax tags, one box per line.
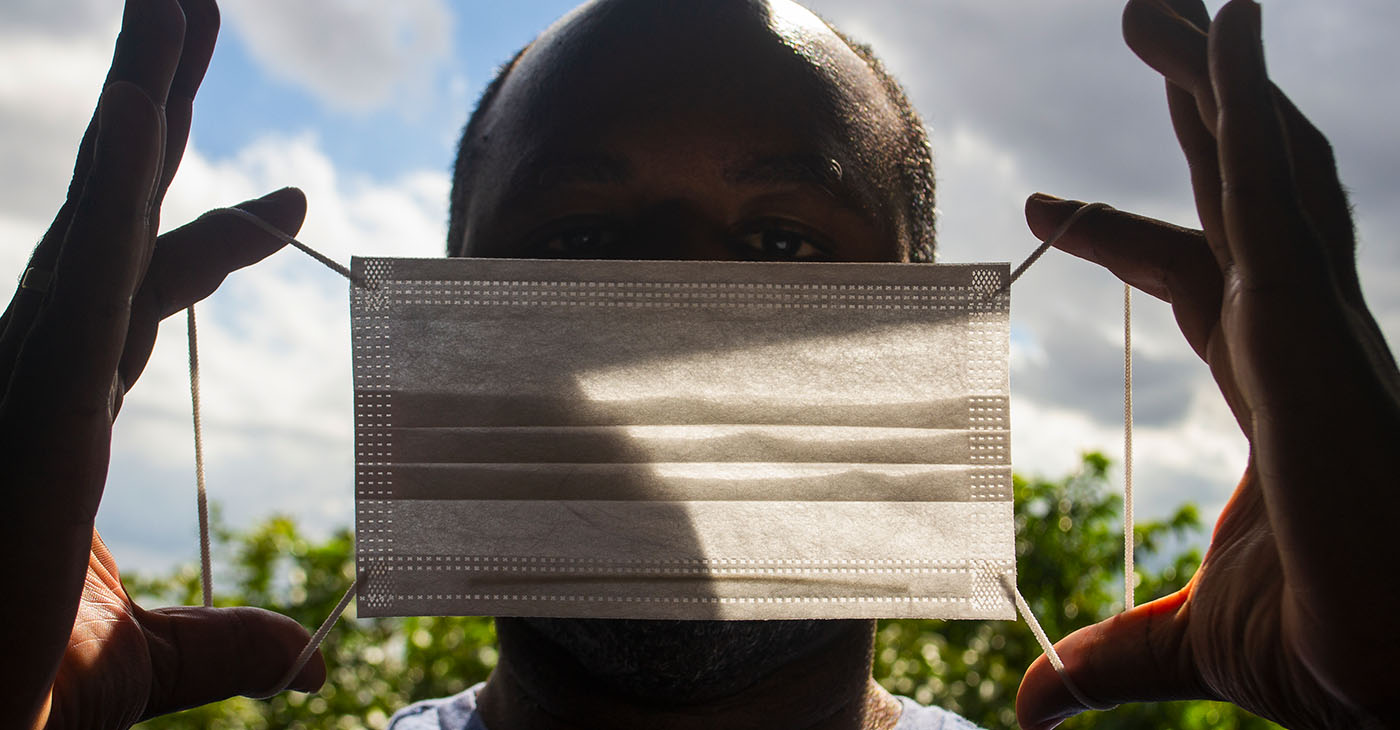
<box><xmin>155</xmin><ymin>0</ymin><xmax>221</xmax><ymax>206</ymax></box>
<box><xmin>110</xmin><ymin>0</ymin><xmax>188</xmax><ymax>105</ymax></box>
<box><xmin>0</xmin><ymin>0</ymin><xmax>187</xmax><ymax>392</ymax></box>
<box><xmin>1027</xmin><ymin>194</ymin><xmax>1255</xmax><ymax>431</ymax></box>
<box><xmin>44</xmin><ymin>0</ymin><xmax>187</xmax><ymax>246</ymax></box>
<box><xmin>1025</xmin><ymin>194</ymin><xmax>1221</xmax><ymax>359</ymax></box>
<box><xmin>1210</xmin><ymin>1</ymin><xmax>1327</xmax><ymax>288</ymax></box>
<box><xmin>37</xmin><ymin>0</ymin><xmax>188</xmax><ymax>227</ymax></box>
<box><xmin>1153</xmin><ymin>0</ymin><xmax>1223</xmax><ymax>264</ymax></box>
<box><xmin>1166</xmin><ymin>81</ymin><xmax>1230</xmax><ymax>270</ymax></box>
<box><xmin>3</xmin><ymin>80</ymin><xmax>164</xmax><ymax>498</ymax></box>
<box><xmin>119</xmin><ymin>188</ymin><xmax>305</xmax><ymax>390</ymax></box>
<box><xmin>1125</xmin><ymin>0</ymin><xmax>1366</xmax><ymax>304</ymax></box>
<box><xmin>1123</xmin><ymin>0</ymin><xmax>1216</xmax><ymax>134</ymax></box>
<box><xmin>1015</xmin><ymin>590</ymin><xmax>1203</xmax><ymax>730</ymax></box>
<box><xmin>140</xmin><ymin>605</ymin><xmax>324</xmax><ymax>717</ymax></box>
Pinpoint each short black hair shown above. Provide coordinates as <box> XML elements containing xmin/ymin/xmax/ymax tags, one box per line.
<box><xmin>447</xmin><ymin>24</ymin><xmax>935</xmax><ymax>262</ymax></box>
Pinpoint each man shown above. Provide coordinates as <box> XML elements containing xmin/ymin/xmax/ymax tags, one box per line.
<box><xmin>4</xmin><ymin>0</ymin><xmax>1397</xmax><ymax>728</ymax></box>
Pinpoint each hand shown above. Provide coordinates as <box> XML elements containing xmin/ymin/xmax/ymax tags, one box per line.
<box><xmin>1014</xmin><ymin>1</ymin><xmax>1400</xmax><ymax>728</ymax></box>
<box><xmin>0</xmin><ymin>1</ymin><xmax>324</xmax><ymax>727</ymax></box>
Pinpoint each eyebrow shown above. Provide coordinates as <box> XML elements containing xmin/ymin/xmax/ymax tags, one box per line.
<box><xmin>722</xmin><ymin>155</ymin><xmax>845</xmax><ymax>191</ymax></box>
<box><xmin>501</xmin><ymin>154</ymin><xmax>633</xmax><ymax>207</ymax></box>
<box><xmin>500</xmin><ymin>153</ymin><xmax>866</xmax><ymax>216</ymax></box>
<box><xmin>726</xmin><ymin>154</ymin><xmax>876</xmax><ymax>222</ymax></box>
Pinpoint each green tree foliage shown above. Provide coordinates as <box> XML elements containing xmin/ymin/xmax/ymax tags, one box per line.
<box><xmin>873</xmin><ymin>454</ymin><xmax>1279</xmax><ymax>729</ymax></box>
<box><xmin>127</xmin><ymin>517</ymin><xmax>499</xmax><ymax>730</ymax></box>
<box><xmin>131</xmin><ymin>455</ymin><xmax>1281</xmax><ymax>729</ymax></box>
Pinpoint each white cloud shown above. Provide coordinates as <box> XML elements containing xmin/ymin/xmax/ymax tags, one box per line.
<box><xmin>95</xmin><ymin>133</ymin><xmax>449</xmax><ymax>570</ymax></box>
<box><xmin>221</xmin><ymin>0</ymin><xmax>455</xmax><ymax>113</ymax></box>
<box><xmin>0</xmin><ymin>30</ymin><xmax>114</xmax><ymax>242</ymax></box>
<box><xmin>0</xmin><ymin>0</ymin><xmax>119</xmax><ymax>38</ymax></box>
<box><xmin>0</xmin><ymin>122</ymin><xmax>448</xmax><ymax>572</ymax></box>
<box><xmin>0</xmin><ymin>2</ymin><xmax>450</xmax><ymax>573</ymax></box>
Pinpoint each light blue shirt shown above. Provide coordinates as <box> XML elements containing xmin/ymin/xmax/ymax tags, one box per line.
<box><xmin>388</xmin><ymin>683</ymin><xmax>986</xmax><ymax>729</ymax></box>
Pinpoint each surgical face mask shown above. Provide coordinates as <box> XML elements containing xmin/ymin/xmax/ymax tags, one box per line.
<box><xmin>351</xmin><ymin>257</ymin><xmax>1013</xmax><ymax>621</ymax></box>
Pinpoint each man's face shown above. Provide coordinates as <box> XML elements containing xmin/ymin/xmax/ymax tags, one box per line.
<box><xmin>457</xmin><ymin>0</ymin><xmax>914</xmax><ymax>263</ymax></box>
<box><xmin>455</xmin><ymin>0</ymin><xmax>917</xmax><ymax>701</ymax></box>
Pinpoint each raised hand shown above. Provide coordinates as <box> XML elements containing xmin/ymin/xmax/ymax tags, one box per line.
<box><xmin>1015</xmin><ymin>1</ymin><xmax>1400</xmax><ymax>728</ymax></box>
<box><xmin>0</xmin><ymin>1</ymin><xmax>323</xmax><ymax>727</ymax></box>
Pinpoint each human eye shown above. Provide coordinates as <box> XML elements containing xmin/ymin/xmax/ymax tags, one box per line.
<box><xmin>733</xmin><ymin>221</ymin><xmax>833</xmax><ymax>261</ymax></box>
<box><xmin>526</xmin><ymin>218</ymin><xmax>625</xmax><ymax>259</ymax></box>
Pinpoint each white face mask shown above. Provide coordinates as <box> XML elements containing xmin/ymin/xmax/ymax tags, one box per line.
<box><xmin>351</xmin><ymin>257</ymin><xmax>1013</xmax><ymax>620</ymax></box>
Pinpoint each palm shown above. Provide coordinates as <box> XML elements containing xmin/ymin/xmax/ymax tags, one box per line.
<box><xmin>47</xmin><ymin>544</ymin><xmax>153</xmax><ymax>728</ymax></box>
<box><xmin>1182</xmin><ymin>467</ymin><xmax>1322</xmax><ymax>723</ymax></box>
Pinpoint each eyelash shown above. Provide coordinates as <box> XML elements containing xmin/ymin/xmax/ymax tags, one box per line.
<box><xmin>526</xmin><ymin>216</ymin><xmax>622</xmax><ymax>258</ymax></box>
<box><xmin>527</xmin><ymin>218</ymin><xmax>833</xmax><ymax>261</ymax></box>
<box><xmin>732</xmin><ymin>220</ymin><xmax>832</xmax><ymax>261</ymax></box>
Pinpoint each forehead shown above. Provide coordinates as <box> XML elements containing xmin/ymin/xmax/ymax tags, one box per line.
<box><xmin>492</xmin><ymin>0</ymin><xmax>893</xmax><ymax>137</ymax></box>
<box><xmin>463</xmin><ymin>0</ymin><xmax>908</xmax><ymax>248</ymax></box>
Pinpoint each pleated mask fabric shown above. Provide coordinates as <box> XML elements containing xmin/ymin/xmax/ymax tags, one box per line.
<box><xmin>351</xmin><ymin>257</ymin><xmax>1013</xmax><ymax>620</ymax></box>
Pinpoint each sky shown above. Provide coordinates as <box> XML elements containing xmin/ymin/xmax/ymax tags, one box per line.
<box><xmin>1</xmin><ymin>0</ymin><xmax>1396</xmax><ymax>577</ymax></box>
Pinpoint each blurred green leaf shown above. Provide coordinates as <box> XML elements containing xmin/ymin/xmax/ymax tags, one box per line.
<box><xmin>132</xmin><ymin>452</ymin><xmax>1279</xmax><ymax>729</ymax></box>
<box><xmin>872</xmin><ymin>453</ymin><xmax>1280</xmax><ymax>729</ymax></box>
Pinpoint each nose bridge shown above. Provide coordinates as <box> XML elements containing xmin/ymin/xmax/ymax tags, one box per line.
<box><xmin>629</xmin><ymin>199</ymin><xmax>733</xmax><ymax>260</ymax></box>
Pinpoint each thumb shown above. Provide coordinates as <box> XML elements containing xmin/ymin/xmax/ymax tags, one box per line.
<box><xmin>137</xmin><ymin>604</ymin><xmax>325</xmax><ymax>718</ymax></box>
<box><xmin>1015</xmin><ymin>589</ymin><xmax>1206</xmax><ymax>729</ymax></box>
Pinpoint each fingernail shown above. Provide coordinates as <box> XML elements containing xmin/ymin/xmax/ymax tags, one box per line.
<box><xmin>1221</xmin><ymin>0</ymin><xmax>1267</xmax><ymax>82</ymax></box>
<box><xmin>258</xmin><ymin>187</ymin><xmax>298</xmax><ymax>202</ymax></box>
<box><xmin>1028</xmin><ymin>192</ymin><xmax>1066</xmax><ymax>204</ymax></box>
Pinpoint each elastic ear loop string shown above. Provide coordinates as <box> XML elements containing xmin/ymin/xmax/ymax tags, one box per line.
<box><xmin>187</xmin><ymin>307</ymin><xmax>212</xmax><ymax>609</ymax></box>
<box><xmin>997</xmin><ymin>201</ymin><xmax>1124</xmax><ymax>712</ymax></box>
<box><xmin>186</xmin><ymin>207</ymin><xmax>365</xmax><ymax>696</ymax></box>
<box><xmin>187</xmin><ymin>204</ymin><xmax>1131</xmax><ymax>705</ymax></box>
<box><xmin>1006</xmin><ymin>202</ymin><xmax>1135</xmax><ymax>612</ymax></box>
<box><xmin>1124</xmin><ymin>282</ymin><xmax>1135</xmax><ymax>612</ymax></box>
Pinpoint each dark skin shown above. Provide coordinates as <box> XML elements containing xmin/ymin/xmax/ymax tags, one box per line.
<box><xmin>6</xmin><ymin>0</ymin><xmax>1397</xmax><ymax>728</ymax></box>
<box><xmin>457</xmin><ymin>0</ymin><xmax>911</xmax><ymax>265</ymax></box>
<box><xmin>482</xmin><ymin>619</ymin><xmax>901</xmax><ymax>730</ymax></box>
<box><xmin>463</xmin><ymin>3</ymin><xmax>912</xmax><ymax>727</ymax></box>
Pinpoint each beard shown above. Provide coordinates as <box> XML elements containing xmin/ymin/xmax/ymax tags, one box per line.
<box><xmin>515</xmin><ymin>617</ymin><xmax>848</xmax><ymax>703</ymax></box>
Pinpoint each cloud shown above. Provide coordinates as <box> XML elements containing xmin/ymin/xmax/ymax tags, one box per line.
<box><xmin>0</xmin><ymin>122</ymin><xmax>448</xmax><ymax>571</ymax></box>
<box><xmin>222</xmin><ymin>0</ymin><xmax>455</xmax><ymax>113</ymax></box>
<box><xmin>810</xmin><ymin>0</ymin><xmax>1189</xmax><ymax>204</ymax></box>
<box><xmin>1014</xmin><ymin>311</ymin><xmax>1203</xmax><ymax>429</ymax></box>
<box><xmin>91</xmin><ymin>133</ymin><xmax>450</xmax><ymax>570</ymax></box>
<box><xmin>0</xmin><ymin>0</ymin><xmax>119</xmax><ymax>37</ymax></box>
<box><xmin>0</xmin><ymin>4</ymin><xmax>448</xmax><ymax>572</ymax></box>
<box><xmin>0</xmin><ymin>29</ymin><xmax>114</xmax><ymax>252</ymax></box>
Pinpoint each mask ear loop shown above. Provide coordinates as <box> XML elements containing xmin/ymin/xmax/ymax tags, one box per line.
<box><xmin>184</xmin><ymin>207</ymin><xmax>367</xmax><ymax>696</ymax></box>
<box><xmin>994</xmin><ymin>200</ymin><xmax>1127</xmax><ymax>713</ymax></box>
